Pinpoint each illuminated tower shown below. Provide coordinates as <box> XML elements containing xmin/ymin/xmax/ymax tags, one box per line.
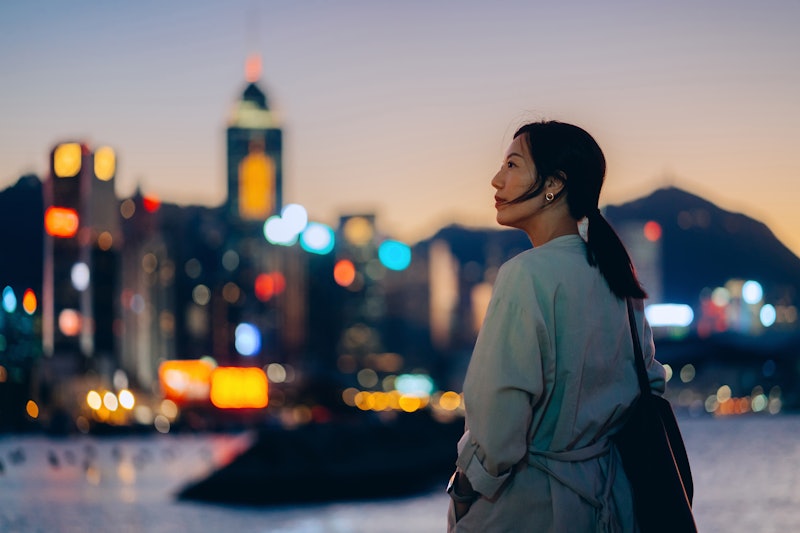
<box><xmin>43</xmin><ymin>142</ymin><xmax>120</xmax><ymax>367</ymax></box>
<box><xmin>226</xmin><ymin>54</ymin><xmax>283</xmax><ymax>223</ymax></box>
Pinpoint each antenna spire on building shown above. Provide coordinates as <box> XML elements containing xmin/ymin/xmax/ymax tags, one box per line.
<box><xmin>245</xmin><ymin>53</ymin><xmax>262</xmax><ymax>83</ymax></box>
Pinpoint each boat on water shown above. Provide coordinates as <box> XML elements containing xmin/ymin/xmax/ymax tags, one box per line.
<box><xmin>178</xmin><ymin>411</ymin><xmax>464</xmax><ymax>504</ymax></box>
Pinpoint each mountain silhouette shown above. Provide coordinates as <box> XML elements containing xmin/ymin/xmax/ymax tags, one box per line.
<box><xmin>604</xmin><ymin>187</ymin><xmax>800</xmax><ymax>304</ymax></box>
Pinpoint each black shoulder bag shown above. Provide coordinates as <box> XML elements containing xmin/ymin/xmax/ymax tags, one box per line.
<box><xmin>613</xmin><ymin>298</ymin><xmax>697</xmax><ymax>532</ymax></box>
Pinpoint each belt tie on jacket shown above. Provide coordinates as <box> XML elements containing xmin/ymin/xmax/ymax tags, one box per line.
<box><xmin>528</xmin><ymin>440</ymin><xmax>618</xmax><ymax>533</ymax></box>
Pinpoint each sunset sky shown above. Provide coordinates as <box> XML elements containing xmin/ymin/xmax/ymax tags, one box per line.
<box><xmin>1</xmin><ymin>1</ymin><xmax>799</xmax><ymax>254</ymax></box>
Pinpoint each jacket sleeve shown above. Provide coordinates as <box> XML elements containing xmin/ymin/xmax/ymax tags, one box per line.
<box><xmin>633</xmin><ymin>299</ymin><xmax>666</xmax><ymax>395</ymax></box>
<box><xmin>455</xmin><ymin>261</ymin><xmax>546</xmax><ymax>499</ymax></box>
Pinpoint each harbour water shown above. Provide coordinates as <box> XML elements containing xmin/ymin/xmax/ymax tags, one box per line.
<box><xmin>1</xmin><ymin>414</ymin><xmax>799</xmax><ymax>532</ymax></box>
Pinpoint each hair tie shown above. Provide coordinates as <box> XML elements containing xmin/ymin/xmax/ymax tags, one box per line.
<box><xmin>588</xmin><ymin>208</ymin><xmax>602</xmax><ymax>219</ymax></box>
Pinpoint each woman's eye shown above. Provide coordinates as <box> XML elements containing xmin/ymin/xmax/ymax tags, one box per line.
<box><xmin>506</xmin><ymin>161</ymin><xmax>515</xmax><ymax>168</ymax></box>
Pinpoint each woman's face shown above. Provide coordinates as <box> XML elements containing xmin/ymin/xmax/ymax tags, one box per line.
<box><xmin>491</xmin><ymin>134</ymin><xmax>542</xmax><ymax>230</ymax></box>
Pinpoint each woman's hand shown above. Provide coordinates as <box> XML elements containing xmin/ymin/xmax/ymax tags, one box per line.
<box><xmin>453</xmin><ymin>499</ymin><xmax>474</xmax><ymax>522</ymax></box>
<box><xmin>447</xmin><ymin>470</ymin><xmax>479</xmax><ymax>522</ymax></box>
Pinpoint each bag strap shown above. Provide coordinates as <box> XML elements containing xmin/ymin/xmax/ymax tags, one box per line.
<box><xmin>626</xmin><ymin>298</ymin><xmax>650</xmax><ymax>397</ymax></box>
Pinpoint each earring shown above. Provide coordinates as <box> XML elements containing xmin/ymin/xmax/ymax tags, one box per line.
<box><xmin>545</xmin><ymin>192</ymin><xmax>554</xmax><ymax>202</ymax></box>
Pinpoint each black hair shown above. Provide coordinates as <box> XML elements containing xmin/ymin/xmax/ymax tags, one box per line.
<box><xmin>512</xmin><ymin>120</ymin><xmax>647</xmax><ymax>300</ymax></box>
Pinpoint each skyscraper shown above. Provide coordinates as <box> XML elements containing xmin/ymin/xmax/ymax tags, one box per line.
<box><xmin>226</xmin><ymin>54</ymin><xmax>283</xmax><ymax>224</ymax></box>
<box><xmin>42</xmin><ymin>142</ymin><xmax>120</xmax><ymax>370</ymax></box>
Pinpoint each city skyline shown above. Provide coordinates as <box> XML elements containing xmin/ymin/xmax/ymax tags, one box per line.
<box><xmin>1</xmin><ymin>1</ymin><xmax>799</xmax><ymax>254</ymax></box>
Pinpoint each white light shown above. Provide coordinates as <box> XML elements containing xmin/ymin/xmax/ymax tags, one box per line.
<box><xmin>235</xmin><ymin>322</ymin><xmax>261</xmax><ymax>356</ymax></box>
<box><xmin>281</xmin><ymin>204</ymin><xmax>308</xmax><ymax>234</ymax></box>
<box><xmin>71</xmin><ymin>262</ymin><xmax>90</xmax><ymax>291</ymax></box>
<box><xmin>264</xmin><ymin>215</ymin><xmax>298</xmax><ymax>246</ymax></box>
<box><xmin>742</xmin><ymin>281</ymin><xmax>763</xmax><ymax>305</ymax></box>
<box><xmin>394</xmin><ymin>374</ymin><xmax>435</xmax><ymax>397</ymax></box>
<box><xmin>711</xmin><ymin>287</ymin><xmax>730</xmax><ymax>307</ymax></box>
<box><xmin>103</xmin><ymin>391</ymin><xmax>119</xmax><ymax>411</ymax></box>
<box><xmin>118</xmin><ymin>390</ymin><xmax>135</xmax><ymax>409</ymax></box>
<box><xmin>760</xmin><ymin>304</ymin><xmax>777</xmax><ymax>327</ymax></box>
<box><xmin>645</xmin><ymin>304</ymin><xmax>694</xmax><ymax>327</ymax></box>
<box><xmin>300</xmin><ymin>223</ymin><xmax>335</xmax><ymax>254</ymax></box>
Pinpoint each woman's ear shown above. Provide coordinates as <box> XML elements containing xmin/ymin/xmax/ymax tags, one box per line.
<box><xmin>545</xmin><ymin>172</ymin><xmax>567</xmax><ymax>195</ymax></box>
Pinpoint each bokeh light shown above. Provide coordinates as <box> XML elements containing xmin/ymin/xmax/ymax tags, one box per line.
<box><xmin>643</xmin><ymin>220</ymin><xmax>662</xmax><ymax>241</ymax></box>
<box><xmin>143</xmin><ymin>195</ymin><xmax>161</xmax><ymax>212</ymax></box>
<box><xmin>438</xmin><ymin>391</ymin><xmax>462</xmax><ymax>411</ymax></box>
<box><xmin>742</xmin><ymin>280</ymin><xmax>763</xmax><ymax>304</ymax></box>
<box><xmin>760</xmin><ymin>304</ymin><xmax>777</xmax><ymax>327</ymax></box>
<box><xmin>210</xmin><ymin>367</ymin><xmax>268</xmax><ymax>409</ymax></box>
<box><xmin>53</xmin><ymin>143</ymin><xmax>82</xmax><ymax>177</ymax></box>
<box><xmin>645</xmin><ymin>304</ymin><xmax>694</xmax><ymax>327</ymax></box>
<box><xmin>22</xmin><ymin>289</ymin><xmax>37</xmax><ymax>314</ymax></box>
<box><xmin>44</xmin><ymin>206</ymin><xmax>79</xmax><ymax>238</ymax></box>
<box><xmin>395</xmin><ymin>374</ymin><xmax>434</xmax><ymax>397</ymax></box>
<box><xmin>118</xmin><ymin>390</ymin><xmax>135</xmax><ymax>409</ymax></box>
<box><xmin>334</xmin><ymin>259</ymin><xmax>356</xmax><ymax>287</ymax></box>
<box><xmin>300</xmin><ymin>222</ymin><xmax>335</xmax><ymax>255</ymax></box>
<box><xmin>342</xmin><ymin>216</ymin><xmax>373</xmax><ymax>246</ymax></box>
<box><xmin>58</xmin><ymin>309</ymin><xmax>81</xmax><ymax>336</ymax></box>
<box><xmin>2</xmin><ymin>286</ymin><xmax>16</xmax><ymax>313</ymax></box>
<box><xmin>679</xmin><ymin>364</ymin><xmax>696</xmax><ymax>383</ymax></box>
<box><xmin>281</xmin><ymin>204</ymin><xmax>308</xmax><ymax>235</ymax></box>
<box><xmin>71</xmin><ymin>262</ymin><xmax>90</xmax><ymax>291</ymax></box>
<box><xmin>26</xmin><ymin>400</ymin><xmax>39</xmax><ymax>419</ymax></box>
<box><xmin>86</xmin><ymin>390</ymin><xmax>102</xmax><ymax>410</ymax></box>
<box><xmin>263</xmin><ymin>215</ymin><xmax>298</xmax><ymax>245</ymax></box>
<box><xmin>103</xmin><ymin>391</ymin><xmax>119</xmax><ymax>411</ymax></box>
<box><xmin>378</xmin><ymin>240</ymin><xmax>411</xmax><ymax>271</ymax></box>
<box><xmin>93</xmin><ymin>146</ymin><xmax>116</xmax><ymax>180</ymax></box>
<box><xmin>235</xmin><ymin>322</ymin><xmax>261</xmax><ymax>356</ymax></box>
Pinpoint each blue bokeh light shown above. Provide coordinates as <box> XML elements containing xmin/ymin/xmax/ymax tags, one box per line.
<box><xmin>235</xmin><ymin>323</ymin><xmax>262</xmax><ymax>356</ymax></box>
<box><xmin>2</xmin><ymin>286</ymin><xmax>17</xmax><ymax>313</ymax></box>
<box><xmin>378</xmin><ymin>240</ymin><xmax>411</xmax><ymax>271</ymax></box>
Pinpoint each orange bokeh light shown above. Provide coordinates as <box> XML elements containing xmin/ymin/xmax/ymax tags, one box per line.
<box><xmin>271</xmin><ymin>272</ymin><xmax>286</xmax><ymax>294</ymax></box>
<box><xmin>22</xmin><ymin>289</ymin><xmax>37</xmax><ymax>314</ymax></box>
<box><xmin>210</xmin><ymin>367</ymin><xmax>268</xmax><ymax>409</ymax></box>
<box><xmin>333</xmin><ymin>260</ymin><xmax>356</xmax><ymax>287</ymax></box>
<box><xmin>143</xmin><ymin>195</ymin><xmax>161</xmax><ymax>212</ymax></box>
<box><xmin>254</xmin><ymin>273</ymin><xmax>274</xmax><ymax>302</ymax></box>
<box><xmin>44</xmin><ymin>206</ymin><xmax>79</xmax><ymax>238</ymax></box>
<box><xmin>58</xmin><ymin>309</ymin><xmax>81</xmax><ymax>336</ymax></box>
<box><xmin>158</xmin><ymin>359</ymin><xmax>215</xmax><ymax>405</ymax></box>
<box><xmin>643</xmin><ymin>221</ymin><xmax>662</xmax><ymax>242</ymax></box>
<box><xmin>254</xmin><ymin>272</ymin><xmax>286</xmax><ymax>302</ymax></box>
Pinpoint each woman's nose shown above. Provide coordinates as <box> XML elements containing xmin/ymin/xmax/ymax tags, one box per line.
<box><xmin>491</xmin><ymin>170</ymin><xmax>502</xmax><ymax>190</ymax></box>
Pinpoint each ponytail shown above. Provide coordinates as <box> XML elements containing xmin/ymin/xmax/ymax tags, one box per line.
<box><xmin>586</xmin><ymin>210</ymin><xmax>647</xmax><ymax>300</ymax></box>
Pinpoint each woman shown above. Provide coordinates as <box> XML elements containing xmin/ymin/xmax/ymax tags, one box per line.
<box><xmin>446</xmin><ymin>121</ymin><xmax>666</xmax><ymax>532</ymax></box>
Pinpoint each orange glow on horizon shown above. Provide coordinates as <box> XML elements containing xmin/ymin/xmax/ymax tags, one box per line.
<box><xmin>210</xmin><ymin>367</ymin><xmax>268</xmax><ymax>409</ymax></box>
<box><xmin>44</xmin><ymin>206</ymin><xmax>79</xmax><ymax>238</ymax></box>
